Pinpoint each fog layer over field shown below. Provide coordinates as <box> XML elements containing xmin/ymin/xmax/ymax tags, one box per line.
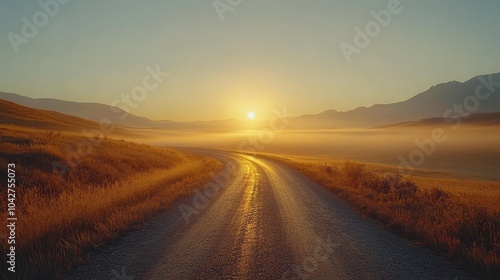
<box><xmin>132</xmin><ymin>126</ymin><xmax>500</xmax><ymax>180</ymax></box>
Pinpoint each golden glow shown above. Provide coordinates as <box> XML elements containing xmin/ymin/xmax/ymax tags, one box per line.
<box><xmin>247</xmin><ymin>112</ymin><xmax>255</xmax><ymax>119</ymax></box>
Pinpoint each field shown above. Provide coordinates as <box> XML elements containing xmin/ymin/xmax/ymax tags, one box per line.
<box><xmin>139</xmin><ymin>126</ymin><xmax>500</xmax><ymax>180</ymax></box>
<box><xmin>258</xmin><ymin>153</ymin><xmax>500</xmax><ymax>278</ymax></box>
<box><xmin>132</xmin><ymin>123</ymin><xmax>500</xmax><ymax>278</ymax></box>
<box><xmin>1</xmin><ymin>99</ymin><xmax>499</xmax><ymax>278</ymax></box>
<box><xmin>0</xmin><ymin>124</ymin><xmax>222</xmax><ymax>279</ymax></box>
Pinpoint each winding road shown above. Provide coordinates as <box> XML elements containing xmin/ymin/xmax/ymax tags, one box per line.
<box><xmin>69</xmin><ymin>149</ymin><xmax>475</xmax><ymax>279</ymax></box>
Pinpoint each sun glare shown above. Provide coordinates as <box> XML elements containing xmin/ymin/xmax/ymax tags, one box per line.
<box><xmin>247</xmin><ymin>112</ymin><xmax>255</xmax><ymax>119</ymax></box>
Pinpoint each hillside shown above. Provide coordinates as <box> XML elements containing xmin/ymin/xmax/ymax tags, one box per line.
<box><xmin>2</xmin><ymin>72</ymin><xmax>499</xmax><ymax>130</ymax></box>
<box><xmin>374</xmin><ymin>112</ymin><xmax>500</xmax><ymax>128</ymax></box>
<box><xmin>290</xmin><ymin>72</ymin><xmax>500</xmax><ymax>128</ymax></box>
<box><xmin>0</xmin><ymin>91</ymin><xmax>168</xmax><ymax>128</ymax></box>
<box><xmin>0</xmin><ymin>98</ymin><xmax>104</xmax><ymax>130</ymax></box>
<box><xmin>0</xmin><ymin>100</ymin><xmax>222</xmax><ymax>279</ymax></box>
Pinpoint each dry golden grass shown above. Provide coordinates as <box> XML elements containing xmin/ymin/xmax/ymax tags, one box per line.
<box><xmin>0</xmin><ymin>125</ymin><xmax>222</xmax><ymax>279</ymax></box>
<box><xmin>0</xmin><ymin>99</ymin><xmax>123</xmax><ymax>133</ymax></box>
<box><xmin>410</xmin><ymin>176</ymin><xmax>500</xmax><ymax>214</ymax></box>
<box><xmin>257</xmin><ymin>153</ymin><xmax>500</xmax><ymax>279</ymax></box>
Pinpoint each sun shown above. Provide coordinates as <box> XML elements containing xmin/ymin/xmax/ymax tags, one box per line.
<box><xmin>247</xmin><ymin>112</ymin><xmax>255</xmax><ymax>120</ymax></box>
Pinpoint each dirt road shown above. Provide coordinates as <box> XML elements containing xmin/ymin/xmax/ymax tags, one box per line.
<box><xmin>69</xmin><ymin>150</ymin><xmax>475</xmax><ymax>279</ymax></box>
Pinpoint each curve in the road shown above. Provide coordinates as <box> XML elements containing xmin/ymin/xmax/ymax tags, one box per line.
<box><xmin>69</xmin><ymin>149</ymin><xmax>476</xmax><ymax>280</ymax></box>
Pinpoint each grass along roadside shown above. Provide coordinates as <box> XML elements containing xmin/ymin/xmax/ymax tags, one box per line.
<box><xmin>256</xmin><ymin>153</ymin><xmax>499</xmax><ymax>279</ymax></box>
<box><xmin>0</xmin><ymin>125</ymin><xmax>222</xmax><ymax>279</ymax></box>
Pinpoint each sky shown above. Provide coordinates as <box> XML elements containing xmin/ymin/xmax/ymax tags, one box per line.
<box><xmin>0</xmin><ymin>0</ymin><xmax>499</xmax><ymax>121</ymax></box>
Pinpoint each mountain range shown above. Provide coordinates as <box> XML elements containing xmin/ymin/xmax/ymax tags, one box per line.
<box><xmin>0</xmin><ymin>92</ymin><xmax>164</xmax><ymax>128</ymax></box>
<box><xmin>0</xmin><ymin>98</ymin><xmax>131</xmax><ymax>136</ymax></box>
<box><xmin>289</xmin><ymin>73</ymin><xmax>500</xmax><ymax>129</ymax></box>
<box><xmin>1</xmin><ymin>72</ymin><xmax>499</xmax><ymax>130</ymax></box>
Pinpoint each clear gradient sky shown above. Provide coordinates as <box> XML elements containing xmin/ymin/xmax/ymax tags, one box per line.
<box><xmin>1</xmin><ymin>0</ymin><xmax>499</xmax><ymax>121</ymax></box>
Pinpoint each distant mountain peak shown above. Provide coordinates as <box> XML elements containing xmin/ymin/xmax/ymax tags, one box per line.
<box><xmin>1</xmin><ymin>72</ymin><xmax>499</xmax><ymax>130</ymax></box>
<box><xmin>290</xmin><ymin>72</ymin><xmax>500</xmax><ymax>129</ymax></box>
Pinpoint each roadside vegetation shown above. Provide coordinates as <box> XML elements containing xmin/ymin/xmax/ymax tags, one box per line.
<box><xmin>262</xmin><ymin>154</ymin><xmax>499</xmax><ymax>279</ymax></box>
<box><xmin>0</xmin><ymin>124</ymin><xmax>222</xmax><ymax>279</ymax></box>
